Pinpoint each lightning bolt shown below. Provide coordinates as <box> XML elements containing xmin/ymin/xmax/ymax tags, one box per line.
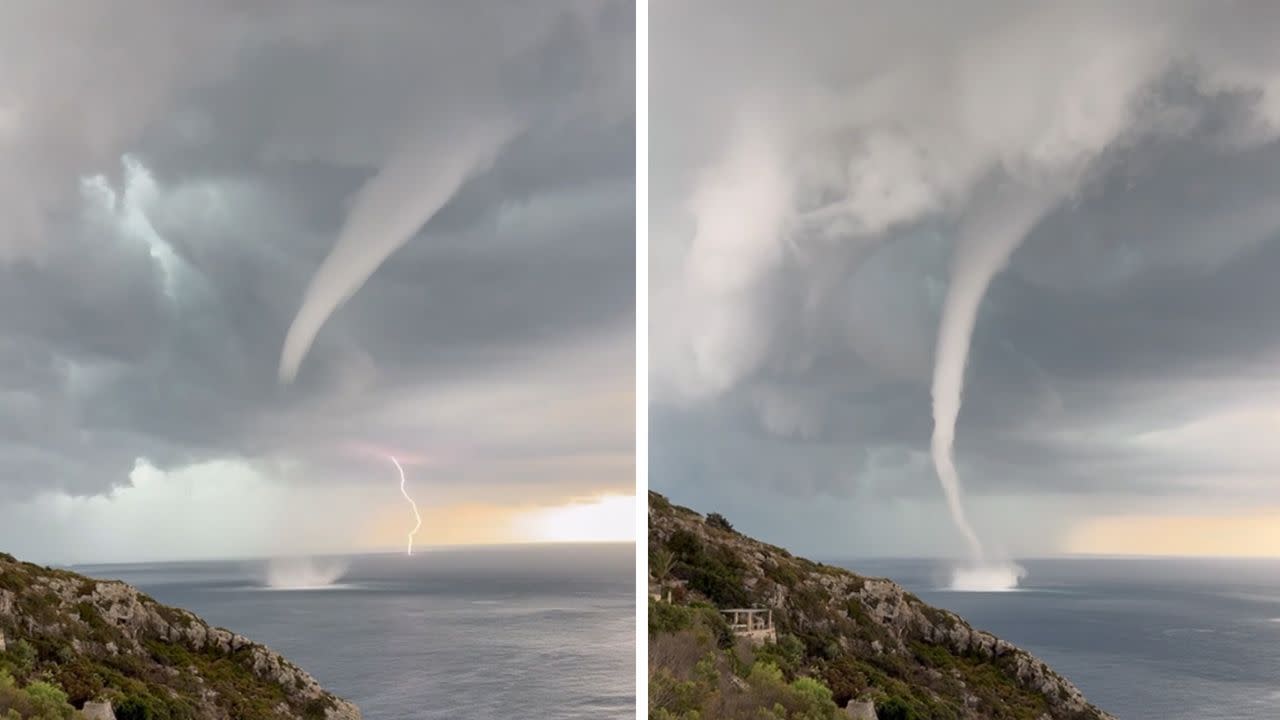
<box><xmin>389</xmin><ymin>456</ymin><xmax>421</xmax><ymax>556</ymax></box>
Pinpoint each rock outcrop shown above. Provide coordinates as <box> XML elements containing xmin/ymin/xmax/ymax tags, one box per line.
<box><xmin>649</xmin><ymin>491</ymin><xmax>1113</xmax><ymax>720</ymax></box>
<box><xmin>0</xmin><ymin>552</ymin><xmax>360</xmax><ymax>720</ymax></box>
<box><xmin>80</xmin><ymin>701</ymin><xmax>116</xmax><ymax>720</ymax></box>
<box><xmin>843</xmin><ymin>699</ymin><xmax>877</xmax><ymax>719</ymax></box>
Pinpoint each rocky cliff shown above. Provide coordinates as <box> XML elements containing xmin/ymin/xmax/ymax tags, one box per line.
<box><xmin>648</xmin><ymin>492</ymin><xmax>1113</xmax><ymax>720</ymax></box>
<box><xmin>0</xmin><ymin>552</ymin><xmax>360</xmax><ymax>720</ymax></box>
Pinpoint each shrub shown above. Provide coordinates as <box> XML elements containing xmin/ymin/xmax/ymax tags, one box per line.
<box><xmin>24</xmin><ymin>682</ymin><xmax>73</xmax><ymax>719</ymax></box>
<box><xmin>664</xmin><ymin>529</ymin><xmax>749</xmax><ymax>608</ymax></box>
<box><xmin>705</xmin><ymin>513</ymin><xmax>734</xmax><ymax>532</ymax></box>
<box><xmin>877</xmin><ymin>697</ymin><xmax>917</xmax><ymax>720</ymax></box>
<box><xmin>790</xmin><ymin>676</ymin><xmax>838</xmax><ymax>719</ymax></box>
<box><xmin>756</xmin><ymin>635</ymin><xmax>806</xmax><ymax>678</ymax></box>
<box><xmin>649</xmin><ymin>667</ymin><xmax>702</xmax><ymax>718</ymax></box>
<box><xmin>650</xmin><ymin>600</ymin><xmax>697</xmax><ymax>635</ymax></box>
<box><xmin>688</xmin><ymin>565</ymin><xmax>748</xmax><ymax>608</ymax></box>
<box><xmin>7</xmin><ymin>641</ymin><xmax>36</xmax><ymax>677</ymax></box>
<box><xmin>753</xmin><ymin>661</ymin><xmax>786</xmax><ymax>682</ymax></box>
<box><xmin>668</xmin><ymin>530</ymin><xmax>702</xmax><ymax>560</ymax></box>
<box><xmin>114</xmin><ymin>696</ymin><xmax>157</xmax><ymax>720</ymax></box>
<box><xmin>0</xmin><ymin>670</ymin><xmax>76</xmax><ymax>720</ymax></box>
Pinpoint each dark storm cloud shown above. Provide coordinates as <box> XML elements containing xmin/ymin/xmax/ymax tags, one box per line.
<box><xmin>0</xmin><ymin>1</ymin><xmax>634</xmax><ymax>501</ymax></box>
<box><xmin>651</xmin><ymin>1</ymin><xmax>1280</xmax><ymax>551</ymax></box>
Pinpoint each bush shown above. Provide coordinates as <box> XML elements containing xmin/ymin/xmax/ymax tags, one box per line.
<box><xmin>668</xmin><ymin>530</ymin><xmax>702</xmax><ymax>560</ymax></box>
<box><xmin>23</xmin><ymin>683</ymin><xmax>73</xmax><ymax>720</ymax></box>
<box><xmin>6</xmin><ymin>641</ymin><xmax>36</xmax><ymax>677</ymax></box>
<box><xmin>743</xmin><ymin>663</ymin><xmax>840</xmax><ymax>720</ymax></box>
<box><xmin>115</xmin><ymin>696</ymin><xmax>157</xmax><ymax>720</ymax></box>
<box><xmin>877</xmin><ymin>697</ymin><xmax>917</xmax><ymax>720</ymax></box>
<box><xmin>790</xmin><ymin>676</ymin><xmax>838</xmax><ymax>719</ymax></box>
<box><xmin>665</xmin><ymin>529</ymin><xmax>749</xmax><ymax>608</ymax></box>
<box><xmin>0</xmin><ymin>670</ymin><xmax>76</xmax><ymax>720</ymax></box>
<box><xmin>756</xmin><ymin>635</ymin><xmax>806</xmax><ymax>678</ymax></box>
<box><xmin>649</xmin><ymin>667</ymin><xmax>703</xmax><ymax>719</ymax></box>
<box><xmin>650</xmin><ymin>600</ymin><xmax>697</xmax><ymax>635</ymax></box>
<box><xmin>706</xmin><ymin>513</ymin><xmax>734</xmax><ymax>532</ymax></box>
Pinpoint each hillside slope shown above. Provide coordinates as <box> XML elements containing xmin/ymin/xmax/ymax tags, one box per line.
<box><xmin>0</xmin><ymin>552</ymin><xmax>359</xmax><ymax>720</ymax></box>
<box><xmin>648</xmin><ymin>492</ymin><xmax>1112</xmax><ymax>720</ymax></box>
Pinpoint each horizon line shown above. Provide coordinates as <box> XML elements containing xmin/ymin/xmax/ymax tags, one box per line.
<box><xmin>25</xmin><ymin>540</ymin><xmax>635</xmax><ymax>569</ymax></box>
<box><xmin>817</xmin><ymin>552</ymin><xmax>1280</xmax><ymax>562</ymax></box>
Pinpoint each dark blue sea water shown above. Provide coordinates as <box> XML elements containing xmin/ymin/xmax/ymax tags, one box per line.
<box><xmin>829</xmin><ymin>557</ymin><xmax>1280</xmax><ymax>720</ymax></box>
<box><xmin>75</xmin><ymin>544</ymin><xmax>635</xmax><ymax>720</ymax></box>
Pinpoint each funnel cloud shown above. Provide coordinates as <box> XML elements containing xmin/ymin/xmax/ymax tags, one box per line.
<box><xmin>930</xmin><ymin>186</ymin><xmax>1059</xmax><ymax>564</ymax></box>
<box><xmin>651</xmin><ymin>1</ymin><xmax>1280</xmax><ymax>561</ymax></box>
<box><xmin>278</xmin><ymin>117</ymin><xmax>516</xmax><ymax>384</ymax></box>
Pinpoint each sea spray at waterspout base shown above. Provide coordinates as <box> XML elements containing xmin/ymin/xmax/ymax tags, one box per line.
<box><xmin>262</xmin><ymin>557</ymin><xmax>350</xmax><ymax>590</ymax></box>
<box><xmin>948</xmin><ymin>561</ymin><xmax>1026</xmax><ymax>592</ymax></box>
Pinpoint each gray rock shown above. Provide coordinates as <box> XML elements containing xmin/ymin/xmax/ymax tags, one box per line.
<box><xmin>0</xmin><ymin>556</ymin><xmax>363</xmax><ymax>720</ymax></box>
<box><xmin>80</xmin><ymin>701</ymin><xmax>115</xmax><ymax>720</ymax></box>
<box><xmin>845</xmin><ymin>699</ymin><xmax>877</xmax><ymax>719</ymax></box>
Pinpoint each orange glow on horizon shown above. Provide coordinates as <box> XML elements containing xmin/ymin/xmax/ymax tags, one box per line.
<box><xmin>364</xmin><ymin>494</ymin><xmax>636</xmax><ymax>549</ymax></box>
<box><xmin>512</xmin><ymin>494</ymin><xmax>636</xmax><ymax>543</ymax></box>
<box><xmin>1066</xmin><ymin>510</ymin><xmax>1280</xmax><ymax>557</ymax></box>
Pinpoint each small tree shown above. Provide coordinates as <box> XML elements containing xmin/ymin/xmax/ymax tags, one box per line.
<box><xmin>651</xmin><ymin>549</ymin><xmax>676</xmax><ymax>600</ymax></box>
<box><xmin>706</xmin><ymin>513</ymin><xmax>734</xmax><ymax>532</ymax></box>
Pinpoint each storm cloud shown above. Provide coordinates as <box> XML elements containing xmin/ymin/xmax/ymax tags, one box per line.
<box><xmin>651</xmin><ymin>1</ymin><xmax>1280</xmax><ymax>557</ymax></box>
<box><xmin>0</xmin><ymin>1</ymin><xmax>634</xmax><ymax>561</ymax></box>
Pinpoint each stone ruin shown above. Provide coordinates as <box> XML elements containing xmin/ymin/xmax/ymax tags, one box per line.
<box><xmin>720</xmin><ymin>608</ymin><xmax>776</xmax><ymax>644</ymax></box>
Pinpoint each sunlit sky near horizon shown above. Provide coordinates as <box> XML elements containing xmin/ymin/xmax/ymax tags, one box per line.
<box><xmin>0</xmin><ymin>455</ymin><xmax>636</xmax><ymax>565</ymax></box>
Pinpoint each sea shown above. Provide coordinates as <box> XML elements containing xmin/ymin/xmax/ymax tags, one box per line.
<box><xmin>75</xmin><ymin>544</ymin><xmax>635</xmax><ymax>720</ymax></box>
<box><xmin>830</xmin><ymin>557</ymin><xmax>1280</xmax><ymax>720</ymax></box>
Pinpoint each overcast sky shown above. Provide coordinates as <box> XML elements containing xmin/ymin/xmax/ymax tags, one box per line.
<box><xmin>651</xmin><ymin>0</ymin><xmax>1280</xmax><ymax>559</ymax></box>
<box><xmin>0</xmin><ymin>1</ymin><xmax>634</xmax><ymax>563</ymax></box>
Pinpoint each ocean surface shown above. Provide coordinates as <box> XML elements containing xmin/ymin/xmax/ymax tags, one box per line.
<box><xmin>830</xmin><ymin>557</ymin><xmax>1280</xmax><ymax>720</ymax></box>
<box><xmin>76</xmin><ymin>544</ymin><xmax>635</xmax><ymax>720</ymax></box>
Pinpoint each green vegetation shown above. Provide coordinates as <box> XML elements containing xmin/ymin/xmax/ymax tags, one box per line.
<box><xmin>0</xmin><ymin>669</ymin><xmax>76</xmax><ymax>720</ymax></box>
<box><xmin>651</xmin><ymin>548</ymin><xmax>677</xmax><ymax>598</ymax></box>
<box><xmin>666</xmin><ymin>529</ymin><xmax>749</xmax><ymax>608</ymax></box>
<box><xmin>705</xmin><ymin>513</ymin><xmax>734</xmax><ymax>533</ymax></box>
<box><xmin>649</xmin><ymin>600</ymin><xmax>841</xmax><ymax>720</ymax></box>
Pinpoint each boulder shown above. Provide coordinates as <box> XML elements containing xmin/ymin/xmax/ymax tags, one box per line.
<box><xmin>80</xmin><ymin>701</ymin><xmax>115</xmax><ymax>720</ymax></box>
<box><xmin>845</xmin><ymin>699</ymin><xmax>878</xmax><ymax>719</ymax></box>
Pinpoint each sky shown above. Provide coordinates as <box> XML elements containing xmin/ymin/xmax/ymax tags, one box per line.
<box><xmin>0</xmin><ymin>1</ymin><xmax>635</xmax><ymax>563</ymax></box>
<box><xmin>650</xmin><ymin>0</ymin><xmax>1280</xmax><ymax>560</ymax></box>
